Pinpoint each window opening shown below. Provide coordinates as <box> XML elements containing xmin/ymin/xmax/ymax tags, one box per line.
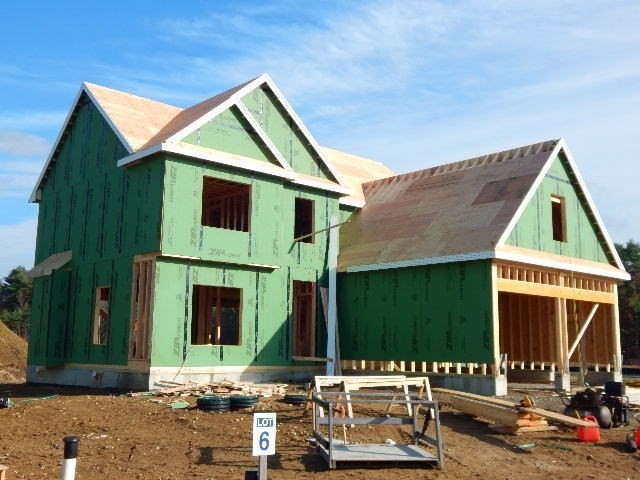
<box><xmin>191</xmin><ymin>285</ymin><xmax>241</xmax><ymax>345</ymax></box>
<box><xmin>551</xmin><ymin>195</ymin><xmax>566</xmax><ymax>242</ymax></box>
<box><xmin>292</xmin><ymin>280</ymin><xmax>316</xmax><ymax>356</ymax></box>
<box><xmin>93</xmin><ymin>286</ymin><xmax>110</xmax><ymax>345</ymax></box>
<box><xmin>294</xmin><ymin>198</ymin><xmax>314</xmax><ymax>243</ymax></box>
<box><xmin>202</xmin><ymin>177</ymin><xmax>250</xmax><ymax>232</ymax></box>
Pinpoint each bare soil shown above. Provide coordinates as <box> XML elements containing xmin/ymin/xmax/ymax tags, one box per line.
<box><xmin>1</xmin><ymin>379</ymin><xmax>640</xmax><ymax>480</ymax></box>
<box><xmin>0</xmin><ymin>320</ymin><xmax>27</xmax><ymax>383</ymax></box>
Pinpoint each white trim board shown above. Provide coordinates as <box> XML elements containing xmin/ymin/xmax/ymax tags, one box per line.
<box><xmin>29</xmin><ymin>85</ymin><xmax>93</xmax><ymax>202</ymax></box>
<box><xmin>234</xmin><ymin>100</ymin><xmax>292</xmax><ymax>172</ymax></box>
<box><xmin>118</xmin><ymin>143</ymin><xmax>353</xmax><ymax>196</ymax></box>
<box><xmin>262</xmin><ymin>74</ymin><xmax>347</xmax><ymax>187</ymax></box>
<box><xmin>344</xmin><ymin>249</ymin><xmax>629</xmax><ymax>280</ymax></box>
<box><xmin>118</xmin><ymin>143</ymin><xmax>297</xmax><ymax>181</ymax></box>
<box><xmin>164</xmin><ymin>73</ymin><xmax>346</xmax><ymax>188</ymax></box>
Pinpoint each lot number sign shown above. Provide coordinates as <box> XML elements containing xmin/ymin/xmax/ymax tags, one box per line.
<box><xmin>252</xmin><ymin>413</ymin><xmax>277</xmax><ymax>456</ymax></box>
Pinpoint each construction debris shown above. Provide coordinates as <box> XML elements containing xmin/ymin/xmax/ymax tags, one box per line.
<box><xmin>434</xmin><ymin>387</ymin><xmax>593</xmax><ymax>434</ymax></box>
<box><xmin>125</xmin><ymin>379</ymin><xmax>287</xmax><ymax>398</ymax></box>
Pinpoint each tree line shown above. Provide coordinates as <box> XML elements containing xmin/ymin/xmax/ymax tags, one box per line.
<box><xmin>1</xmin><ymin>240</ymin><xmax>639</xmax><ymax>361</ymax></box>
<box><xmin>0</xmin><ymin>265</ymin><xmax>32</xmax><ymax>339</ymax></box>
<box><xmin>616</xmin><ymin>240</ymin><xmax>640</xmax><ymax>362</ymax></box>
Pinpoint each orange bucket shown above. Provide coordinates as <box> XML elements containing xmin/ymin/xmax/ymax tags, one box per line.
<box><xmin>576</xmin><ymin>415</ymin><xmax>600</xmax><ymax>442</ymax></box>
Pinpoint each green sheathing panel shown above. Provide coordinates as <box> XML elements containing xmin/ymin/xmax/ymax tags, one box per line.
<box><xmin>241</xmin><ymin>88</ymin><xmax>334</xmax><ymax>180</ymax></box>
<box><xmin>338</xmin><ymin>260</ymin><xmax>494</xmax><ymax>363</ymax></box>
<box><xmin>149</xmin><ymin>259</ymin><xmax>327</xmax><ymax>368</ymax></box>
<box><xmin>339</xmin><ymin>204</ymin><xmax>358</xmax><ymax>223</ymax></box>
<box><xmin>161</xmin><ymin>156</ymin><xmax>338</xmax><ymax>270</ymax></box>
<box><xmin>182</xmin><ymin>106</ymin><xmax>277</xmax><ymax>165</ymax></box>
<box><xmin>506</xmin><ymin>154</ymin><xmax>611</xmax><ymax>263</ymax></box>
<box><xmin>156</xmin><ymin>155</ymin><xmax>338</xmax><ymax>367</ymax></box>
<box><xmin>29</xmin><ymin>96</ymin><xmax>163</xmax><ymax>367</ymax></box>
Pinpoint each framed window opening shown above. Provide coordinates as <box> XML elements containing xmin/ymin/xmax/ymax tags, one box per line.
<box><xmin>191</xmin><ymin>285</ymin><xmax>242</xmax><ymax>346</ymax></box>
<box><xmin>551</xmin><ymin>195</ymin><xmax>567</xmax><ymax>242</ymax></box>
<box><xmin>202</xmin><ymin>177</ymin><xmax>250</xmax><ymax>232</ymax></box>
<box><xmin>294</xmin><ymin>198</ymin><xmax>314</xmax><ymax>243</ymax></box>
<box><xmin>92</xmin><ymin>286</ymin><xmax>110</xmax><ymax>345</ymax></box>
<box><xmin>292</xmin><ymin>280</ymin><xmax>316</xmax><ymax>357</ymax></box>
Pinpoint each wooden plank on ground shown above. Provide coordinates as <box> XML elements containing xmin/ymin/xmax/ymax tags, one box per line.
<box><xmin>433</xmin><ymin>388</ymin><xmax>594</xmax><ymax>427</ymax></box>
<box><xmin>446</xmin><ymin>395</ymin><xmax>519</xmax><ymax>426</ymax></box>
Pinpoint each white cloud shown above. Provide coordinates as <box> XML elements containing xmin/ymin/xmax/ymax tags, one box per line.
<box><xmin>0</xmin><ymin>130</ymin><xmax>51</xmax><ymax>156</ymax></box>
<box><xmin>0</xmin><ymin>112</ymin><xmax>66</xmax><ymax>130</ymax></box>
<box><xmin>0</xmin><ymin>217</ymin><xmax>37</xmax><ymax>278</ymax></box>
<box><xmin>0</xmin><ymin>157</ymin><xmax>42</xmax><ymax>199</ymax></box>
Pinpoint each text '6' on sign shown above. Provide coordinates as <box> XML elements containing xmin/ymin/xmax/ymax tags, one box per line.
<box><xmin>252</xmin><ymin>412</ymin><xmax>276</xmax><ymax>456</ymax></box>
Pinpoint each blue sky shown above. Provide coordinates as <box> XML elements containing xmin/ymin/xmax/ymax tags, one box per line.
<box><xmin>1</xmin><ymin>1</ymin><xmax>638</xmax><ymax>278</ymax></box>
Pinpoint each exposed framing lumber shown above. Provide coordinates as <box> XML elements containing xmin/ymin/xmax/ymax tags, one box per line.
<box><xmin>497</xmin><ymin>278</ymin><xmax>615</xmax><ymax>304</ymax></box>
<box><xmin>567</xmin><ymin>303</ymin><xmax>599</xmax><ymax>360</ymax></box>
<box><xmin>129</xmin><ymin>257</ymin><xmax>155</xmax><ymax>360</ymax></box>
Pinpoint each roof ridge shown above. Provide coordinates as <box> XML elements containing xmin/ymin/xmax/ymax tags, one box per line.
<box><xmin>83</xmin><ymin>81</ymin><xmax>182</xmax><ymax>110</ymax></box>
<box><xmin>373</xmin><ymin>139</ymin><xmax>560</xmax><ymax>189</ymax></box>
<box><xmin>425</xmin><ymin>139</ymin><xmax>559</xmax><ymax>178</ymax></box>
<box><xmin>137</xmin><ymin>76</ymin><xmax>262</xmax><ymax>151</ymax></box>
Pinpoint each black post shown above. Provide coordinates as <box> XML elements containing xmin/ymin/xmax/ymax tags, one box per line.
<box><xmin>61</xmin><ymin>436</ymin><xmax>80</xmax><ymax>480</ymax></box>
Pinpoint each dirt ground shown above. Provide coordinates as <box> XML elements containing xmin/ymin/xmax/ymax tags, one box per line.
<box><xmin>2</xmin><ymin>379</ymin><xmax>640</xmax><ymax>480</ymax></box>
<box><xmin>0</xmin><ymin>321</ymin><xmax>27</xmax><ymax>384</ymax></box>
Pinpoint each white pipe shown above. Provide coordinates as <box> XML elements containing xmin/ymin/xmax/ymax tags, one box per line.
<box><xmin>60</xmin><ymin>436</ymin><xmax>79</xmax><ymax>480</ymax></box>
<box><xmin>326</xmin><ymin>215</ymin><xmax>339</xmax><ymax>376</ymax></box>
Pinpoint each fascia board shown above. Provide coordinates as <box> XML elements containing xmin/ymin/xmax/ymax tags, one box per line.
<box><xmin>339</xmin><ymin>197</ymin><xmax>366</xmax><ymax>208</ymax></box>
<box><xmin>345</xmin><ymin>251</ymin><xmax>496</xmax><ymax>273</ymax></box>
<box><xmin>260</xmin><ymin>74</ymin><xmax>347</xmax><ymax>188</ymax></box>
<box><xmin>29</xmin><ymin>85</ymin><xmax>88</xmax><ymax>202</ymax></box>
<box><xmin>495</xmin><ymin>249</ymin><xmax>630</xmax><ymax>281</ymax></box>
<box><xmin>343</xmin><ymin>248</ymin><xmax>630</xmax><ymax>280</ymax></box>
<box><xmin>30</xmin><ymin>82</ymin><xmax>137</xmax><ymax>202</ymax></box>
<box><xmin>160</xmin><ymin>253</ymin><xmax>279</xmax><ymax>270</ymax></box>
<box><xmin>163</xmin><ymin>74</ymin><xmax>268</xmax><ymax>145</ymax></box>
<box><xmin>83</xmin><ymin>82</ymin><xmax>134</xmax><ymax>154</ymax></box>
<box><xmin>119</xmin><ymin>142</ymin><xmax>296</xmax><ymax>181</ymax></box>
<box><xmin>556</xmin><ymin>139</ymin><xmax>626</xmax><ymax>271</ymax></box>
<box><xmin>117</xmin><ymin>144</ymin><xmax>163</xmax><ymax>167</ymax></box>
<box><xmin>234</xmin><ymin>100</ymin><xmax>293</xmax><ymax>171</ymax></box>
<box><xmin>495</xmin><ymin>140</ymin><xmax>564</xmax><ymax>248</ymax></box>
<box><xmin>291</xmin><ymin>176</ymin><xmax>352</xmax><ymax>195</ymax></box>
<box><xmin>120</xmin><ymin>143</ymin><xmax>352</xmax><ymax>195</ymax></box>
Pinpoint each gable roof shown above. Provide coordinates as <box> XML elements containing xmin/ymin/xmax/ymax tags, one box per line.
<box><xmin>84</xmin><ymin>82</ymin><xmax>183</xmax><ymax>152</ymax></box>
<box><xmin>339</xmin><ymin>138</ymin><xmax>628</xmax><ymax>279</ymax></box>
<box><xmin>31</xmin><ymin>74</ymin><xmax>385</xmax><ymax>202</ymax></box>
<box><xmin>321</xmin><ymin>147</ymin><xmax>395</xmax><ymax>207</ymax></box>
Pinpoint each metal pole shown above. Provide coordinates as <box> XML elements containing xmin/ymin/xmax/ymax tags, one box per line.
<box><xmin>258</xmin><ymin>455</ymin><xmax>267</xmax><ymax>480</ymax></box>
<box><xmin>326</xmin><ymin>215</ymin><xmax>339</xmax><ymax>376</ymax></box>
<box><xmin>60</xmin><ymin>436</ymin><xmax>79</xmax><ymax>480</ymax></box>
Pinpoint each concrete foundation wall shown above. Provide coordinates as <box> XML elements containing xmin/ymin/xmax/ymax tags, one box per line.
<box><xmin>27</xmin><ymin>364</ymin><xmax>322</xmax><ymax>391</ymax></box>
<box><xmin>426</xmin><ymin>373</ymin><xmax>508</xmax><ymax>396</ymax></box>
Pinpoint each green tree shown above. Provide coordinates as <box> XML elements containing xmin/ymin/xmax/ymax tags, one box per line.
<box><xmin>616</xmin><ymin>240</ymin><xmax>640</xmax><ymax>363</ymax></box>
<box><xmin>0</xmin><ymin>266</ymin><xmax>33</xmax><ymax>339</ymax></box>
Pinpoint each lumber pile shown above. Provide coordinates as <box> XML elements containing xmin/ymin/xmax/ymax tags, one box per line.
<box><xmin>489</xmin><ymin>412</ymin><xmax>553</xmax><ymax>434</ymax></box>
<box><xmin>127</xmin><ymin>379</ymin><xmax>287</xmax><ymax>398</ymax></box>
<box><xmin>433</xmin><ymin>387</ymin><xmax>594</xmax><ymax>435</ymax></box>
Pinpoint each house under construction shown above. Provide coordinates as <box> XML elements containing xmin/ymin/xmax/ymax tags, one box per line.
<box><xmin>27</xmin><ymin>74</ymin><xmax>629</xmax><ymax>395</ymax></box>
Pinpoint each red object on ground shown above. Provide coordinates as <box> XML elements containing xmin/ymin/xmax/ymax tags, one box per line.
<box><xmin>576</xmin><ymin>416</ymin><xmax>600</xmax><ymax>442</ymax></box>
